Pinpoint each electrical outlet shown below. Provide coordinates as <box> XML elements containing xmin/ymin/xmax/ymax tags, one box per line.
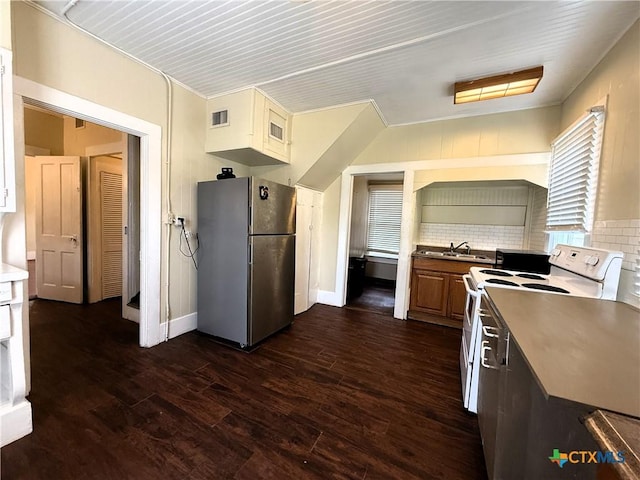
<box><xmin>184</xmin><ymin>230</ymin><xmax>193</xmax><ymax>239</ymax></box>
<box><xmin>173</xmin><ymin>216</ymin><xmax>185</xmax><ymax>226</ymax></box>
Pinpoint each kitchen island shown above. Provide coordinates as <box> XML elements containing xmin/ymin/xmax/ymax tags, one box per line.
<box><xmin>478</xmin><ymin>287</ymin><xmax>639</xmax><ymax>480</ymax></box>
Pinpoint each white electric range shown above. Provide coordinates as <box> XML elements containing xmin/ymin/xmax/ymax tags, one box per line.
<box><xmin>460</xmin><ymin>244</ymin><xmax>623</xmax><ymax>413</ymax></box>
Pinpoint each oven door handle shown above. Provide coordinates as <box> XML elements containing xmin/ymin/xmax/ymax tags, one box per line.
<box><xmin>462</xmin><ymin>274</ymin><xmax>480</xmax><ymax>298</ymax></box>
<box><xmin>482</xmin><ymin>325</ymin><xmax>499</xmax><ymax>338</ymax></box>
<box><xmin>480</xmin><ymin>341</ymin><xmax>499</xmax><ymax>370</ymax></box>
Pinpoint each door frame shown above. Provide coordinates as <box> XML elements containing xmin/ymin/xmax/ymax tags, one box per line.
<box><xmin>14</xmin><ymin>76</ymin><xmax>163</xmax><ymax>347</ymax></box>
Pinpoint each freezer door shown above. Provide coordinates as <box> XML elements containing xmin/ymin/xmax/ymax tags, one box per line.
<box><xmin>249</xmin><ymin>234</ymin><xmax>295</xmax><ymax>345</ymax></box>
<box><xmin>250</xmin><ymin>178</ymin><xmax>296</xmax><ymax>235</ymax></box>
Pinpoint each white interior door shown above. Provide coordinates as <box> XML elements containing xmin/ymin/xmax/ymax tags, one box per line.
<box><xmin>88</xmin><ymin>155</ymin><xmax>122</xmax><ymax>303</ymax></box>
<box><xmin>34</xmin><ymin>156</ymin><xmax>83</xmax><ymax>304</ymax></box>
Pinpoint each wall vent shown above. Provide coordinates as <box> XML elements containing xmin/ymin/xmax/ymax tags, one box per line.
<box><xmin>269</xmin><ymin>122</ymin><xmax>284</xmax><ymax>141</ymax></box>
<box><xmin>212</xmin><ymin>110</ymin><xmax>229</xmax><ymax>127</ymax></box>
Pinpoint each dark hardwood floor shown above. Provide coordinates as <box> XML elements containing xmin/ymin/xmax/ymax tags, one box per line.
<box><xmin>345</xmin><ymin>281</ymin><xmax>395</xmax><ymax>316</ymax></box>
<box><xmin>1</xmin><ymin>298</ymin><xmax>487</xmax><ymax>479</ymax></box>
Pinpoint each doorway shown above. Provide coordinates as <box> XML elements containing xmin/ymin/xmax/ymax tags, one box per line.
<box><xmin>345</xmin><ymin>173</ymin><xmax>403</xmax><ymax>317</ymax></box>
<box><xmin>23</xmin><ymin>106</ymin><xmax>141</xmax><ymax>322</ymax></box>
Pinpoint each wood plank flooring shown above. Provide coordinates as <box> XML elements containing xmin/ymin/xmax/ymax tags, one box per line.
<box><xmin>1</xmin><ymin>298</ymin><xmax>487</xmax><ymax>479</ymax></box>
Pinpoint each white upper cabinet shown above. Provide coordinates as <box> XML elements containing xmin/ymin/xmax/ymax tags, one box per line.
<box><xmin>205</xmin><ymin>88</ymin><xmax>291</xmax><ymax>166</ymax></box>
<box><xmin>0</xmin><ymin>48</ymin><xmax>16</xmax><ymax>212</ymax></box>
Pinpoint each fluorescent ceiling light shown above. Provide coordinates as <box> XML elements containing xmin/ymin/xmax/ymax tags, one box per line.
<box><xmin>454</xmin><ymin>66</ymin><xmax>544</xmax><ymax>104</ymax></box>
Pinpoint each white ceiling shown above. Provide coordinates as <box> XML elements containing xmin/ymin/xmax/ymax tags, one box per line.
<box><xmin>37</xmin><ymin>0</ymin><xmax>640</xmax><ymax>126</ymax></box>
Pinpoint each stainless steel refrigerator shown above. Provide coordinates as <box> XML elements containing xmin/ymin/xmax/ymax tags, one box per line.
<box><xmin>197</xmin><ymin>177</ymin><xmax>296</xmax><ymax>348</ymax></box>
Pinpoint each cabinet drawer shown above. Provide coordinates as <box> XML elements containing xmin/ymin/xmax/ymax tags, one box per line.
<box><xmin>0</xmin><ymin>305</ymin><xmax>10</xmax><ymax>339</ymax></box>
<box><xmin>0</xmin><ymin>282</ymin><xmax>11</xmax><ymax>303</ymax></box>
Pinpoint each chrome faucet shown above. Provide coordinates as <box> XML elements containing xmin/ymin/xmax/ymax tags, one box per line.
<box><xmin>450</xmin><ymin>241</ymin><xmax>471</xmax><ymax>254</ymax></box>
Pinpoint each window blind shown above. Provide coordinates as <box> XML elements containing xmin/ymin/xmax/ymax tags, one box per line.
<box><xmin>546</xmin><ymin>107</ymin><xmax>605</xmax><ymax>232</ymax></box>
<box><xmin>366</xmin><ymin>185</ymin><xmax>403</xmax><ymax>255</ymax></box>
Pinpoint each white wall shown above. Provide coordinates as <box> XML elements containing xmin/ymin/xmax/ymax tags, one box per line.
<box><xmin>560</xmin><ymin>20</ymin><xmax>639</xmax><ymax>306</ymax></box>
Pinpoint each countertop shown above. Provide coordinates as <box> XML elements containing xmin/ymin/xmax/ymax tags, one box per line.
<box><xmin>584</xmin><ymin>410</ymin><xmax>640</xmax><ymax>479</ymax></box>
<box><xmin>485</xmin><ymin>287</ymin><xmax>640</xmax><ymax>418</ymax></box>
<box><xmin>0</xmin><ymin>263</ymin><xmax>28</xmax><ymax>283</ymax></box>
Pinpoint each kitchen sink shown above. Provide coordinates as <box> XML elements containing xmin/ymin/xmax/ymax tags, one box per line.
<box><xmin>417</xmin><ymin>250</ymin><xmax>489</xmax><ymax>261</ymax></box>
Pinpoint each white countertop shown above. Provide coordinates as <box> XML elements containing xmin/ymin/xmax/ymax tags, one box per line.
<box><xmin>0</xmin><ymin>263</ymin><xmax>28</xmax><ymax>282</ymax></box>
<box><xmin>485</xmin><ymin>287</ymin><xmax>640</xmax><ymax>418</ymax></box>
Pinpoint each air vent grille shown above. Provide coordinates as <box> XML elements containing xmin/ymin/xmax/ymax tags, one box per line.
<box><xmin>212</xmin><ymin>110</ymin><xmax>228</xmax><ymax>127</ymax></box>
<box><xmin>269</xmin><ymin>122</ymin><xmax>284</xmax><ymax>141</ymax></box>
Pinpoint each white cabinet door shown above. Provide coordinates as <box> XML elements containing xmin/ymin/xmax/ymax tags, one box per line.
<box><xmin>294</xmin><ymin>186</ymin><xmax>322</xmax><ymax>315</ymax></box>
<box><xmin>0</xmin><ymin>48</ymin><xmax>16</xmax><ymax>212</ymax></box>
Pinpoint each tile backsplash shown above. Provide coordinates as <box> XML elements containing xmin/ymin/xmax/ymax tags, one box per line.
<box><xmin>419</xmin><ymin>223</ymin><xmax>524</xmax><ymax>250</ymax></box>
<box><xmin>591</xmin><ymin>219</ymin><xmax>640</xmax><ymax>272</ymax></box>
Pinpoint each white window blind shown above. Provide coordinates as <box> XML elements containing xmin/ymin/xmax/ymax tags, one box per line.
<box><xmin>367</xmin><ymin>185</ymin><xmax>403</xmax><ymax>255</ymax></box>
<box><xmin>546</xmin><ymin>107</ymin><xmax>605</xmax><ymax>232</ymax></box>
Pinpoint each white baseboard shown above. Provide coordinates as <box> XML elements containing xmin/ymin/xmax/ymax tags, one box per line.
<box><xmin>0</xmin><ymin>400</ymin><xmax>33</xmax><ymax>447</ymax></box>
<box><xmin>167</xmin><ymin>312</ymin><xmax>197</xmax><ymax>339</ymax></box>
<box><xmin>317</xmin><ymin>290</ymin><xmax>344</xmax><ymax>307</ymax></box>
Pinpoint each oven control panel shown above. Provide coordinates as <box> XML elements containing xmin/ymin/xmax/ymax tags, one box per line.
<box><xmin>549</xmin><ymin>244</ymin><xmax>623</xmax><ymax>280</ymax></box>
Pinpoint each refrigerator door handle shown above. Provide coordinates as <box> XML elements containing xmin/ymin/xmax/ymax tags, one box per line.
<box><xmin>249</xmin><ymin>242</ymin><xmax>253</xmax><ymax>265</ymax></box>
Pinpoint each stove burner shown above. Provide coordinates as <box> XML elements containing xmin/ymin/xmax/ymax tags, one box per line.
<box><xmin>517</xmin><ymin>273</ymin><xmax>545</xmax><ymax>280</ymax></box>
<box><xmin>485</xmin><ymin>278</ymin><xmax>519</xmax><ymax>286</ymax></box>
<box><xmin>481</xmin><ymin>269</ymin><xmax>513</xmax><ymax>277</ymax></box>
<box><xmin>522</xmin><ymin>283</ymin><xmax>570</xmax><ymax>294</ymax></box>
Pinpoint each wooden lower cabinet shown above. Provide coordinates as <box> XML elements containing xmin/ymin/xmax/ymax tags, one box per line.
<box><xmin>409</xmin><ymin>257</ymin><xmax>487</xmax><ymax>327</ymax></box>
<box><xmin>447</xmin><ymin>274</ymin><xmax>467</xmax><ymax>320</ymax></box>
<box><xmin>409</xmin><ymin>269</ymin><xmax>449</xmax><ymax>316</ymax></box>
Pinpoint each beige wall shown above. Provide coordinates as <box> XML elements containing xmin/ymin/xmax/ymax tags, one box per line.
<box><xmin>561</xmin><ymin>20</ymin><xmax>639</xmax><ymax>306</ymax></box>
<box><xmin>353</xmin><ymin>106</ymin><xmax>561</xmax><ymax>165</ymax></box>
<box><xmin>63</xmin><ymin>116</ymin><xmax>122</xmax><ymax>155</ymax></box>
<box><xmin>561</xmin><ymin>20</ymin><xmax>639</xmax><ymax>222</ymax></box>
<box><xmin>24</xmin><ymin>108</ymin><xmax>63</xmax><ymax>154</ymax></box>
<box><xmin>318</xmin><ymin>107</ymin><xmax>561</xmax><ymax>293</ymax></box>
<box><xmin>11</xmin><ymin>2</ymin><xmax>249</xmax><ymax>323</ymax></box>
<box><xmin>319</xmin><ymin>176</ymin><xmax>341</xmax><ymax>291</ymax></box>
<box><xmin>348</xmin><ymin>175</ymin><xmax>368</xmax><ymax>257</ymax></box>
<box><xmin>0</xmin><ymin>1</ymin><xmax>10</xmax><ymax>49</ymax></box>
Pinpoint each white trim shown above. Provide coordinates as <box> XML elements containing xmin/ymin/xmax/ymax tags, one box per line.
<box><xmin>167</xmin><ymin>312</ymin><xmax>197</xmax><ymax>339</ymax></box>
<box><xmin>14</xmin><ymin>76</ymin><xmax>163</xmax><ymax>347</ymax></box>
<box><xmin>316</xmin><ymin>290</ymin><xmax>342</xmax><ymax>307</ymax></box>
<box><xmin>395</xmin><ymin>170</ymin><xmax>415</xmax><ymax>319</ymax></box>
<box><xmin>345</xmin><ymin>152</ymin><xmax>550</xmax><ymax>178</ymax></box>
<box><xmin>335</xmin><ymin>173</ymin><xmax>355</xmax><ymax>307</ymax></box>
<box><xmin>0</xmin><ymin>401</ymin><xmax>32</xmax><ymax>448</ymax></box>
<box><xmin>26</xmin><ymin>251</ymin><xmax>36</xmax><ymax>261</ymax></box>
<box><xmin>334</xmin><ymin>169</ymin><xmax>413</xmax><ymax>319</ymax></box>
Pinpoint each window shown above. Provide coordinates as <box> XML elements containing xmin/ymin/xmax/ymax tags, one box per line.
<box><xmin>366</xmin><ymin>184</ymin><xmax>403</xmax><ymax>256</ymax></box>
<box><xmin>546</xmin><ymin>105</ymin><xmax>605</xmax><ymax>250</ymax></box>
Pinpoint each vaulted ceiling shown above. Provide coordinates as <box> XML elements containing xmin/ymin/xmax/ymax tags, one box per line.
<box><xmin>36</xmin><ymin>1</ymin><xmax>640</xmax><ymax>125</ymax></box>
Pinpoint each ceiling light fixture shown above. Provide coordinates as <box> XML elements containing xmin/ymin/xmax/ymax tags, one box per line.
<box><xmin>454</xmin><ymin>66</ymin><xmax>544</xmax><ymax>104</ymax></box>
